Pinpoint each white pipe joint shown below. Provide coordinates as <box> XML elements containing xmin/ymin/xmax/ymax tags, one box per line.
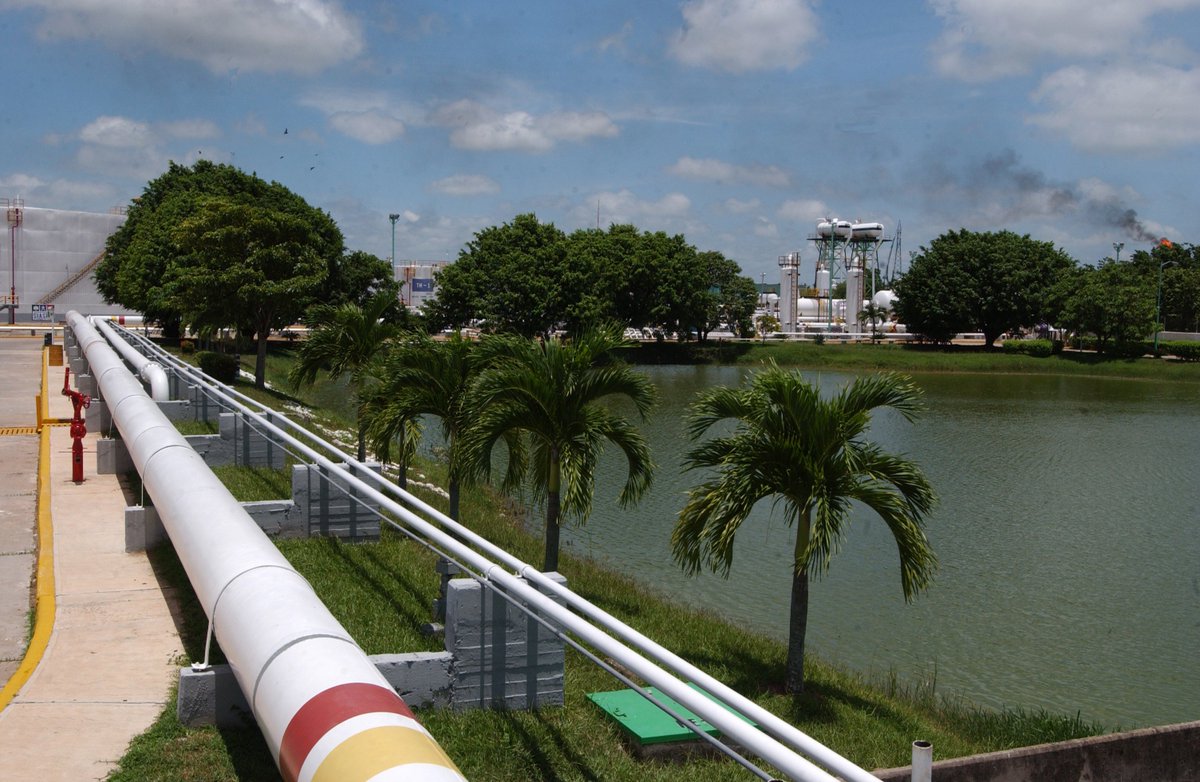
<box><xmin>94</xmin><ymin>316</ymin><xmax>170</xmax><ymax>401</ymax></box>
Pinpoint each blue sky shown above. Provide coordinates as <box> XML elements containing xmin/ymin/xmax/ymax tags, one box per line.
<box><xmin>2</xmin><ymin>0</ymin><xmax>1198</xmax><ymax>285</ymax></box>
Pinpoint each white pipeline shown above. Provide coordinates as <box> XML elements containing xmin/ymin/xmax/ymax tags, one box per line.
<box><xmin>67</xmin><ymin>311</ymin><xmax>465</xmax><ymax>782</ymax></box>
<box><xmin>94</xmin><ymin>317</ymin><xmax>169</xmax><ymax>401</ymax></box>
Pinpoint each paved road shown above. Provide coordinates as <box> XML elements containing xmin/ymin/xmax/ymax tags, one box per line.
<box><xmin>0</xmin><ymin>335</ymin><xmax>183</xmax><ymax>781</ymax></box>
<box><xmin>0</xmin><ymin>338</ymin><xmax>40</xmax><ymax>686</ymax></box>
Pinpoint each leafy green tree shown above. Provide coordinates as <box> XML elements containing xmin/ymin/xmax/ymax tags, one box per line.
<box><xmin>289</xmin><ymin>291</ymin><xmax>402</xmax><ymax>458</ymax></box>
<box><xmin>672</xmin><ymin>365</ymin><xmax>937</xmax><ymax>694</ymax></box>
<box><xmin>425</xmin><ymin>214</ymin><xmax>569</xmax><ymax>337</ymax></box>
<box><xmin>169</xmin><ymin>197</ymin><xmax>332</xmax><ymax>388</ymax></box>
<box><xmin>97</xmin><ymin>161</ymin><xmax>344</xmax><ymax>337</ymax></box>
<box><xmin>895</xmin><ymin>230</ymin><xmax>1075</xmax><ymax>346</ymax></box>
<box><xmin>360</xmin><ymin>333</ymin><xmax>480</xmax><ymax>519</ymax></box>
<box><xmin>326</xmin><ymin>250</ymin><xmax>403</xmax><ymax>314</ymax></box>
<box><xmin>463</xmin><ymin>325</ymin><xmax>656</xmax><ymax>572</ymax></box>
<box><xmin>1054</xmin><ymin>261</ymin><xmax>1155</xmax><ymax>353</ymax></box>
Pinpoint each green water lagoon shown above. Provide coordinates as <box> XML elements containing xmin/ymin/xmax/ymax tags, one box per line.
<box><xmin>567</xmin><ymin>365</ymin><xmax>1200</xmax><ymax>729</ymax></box>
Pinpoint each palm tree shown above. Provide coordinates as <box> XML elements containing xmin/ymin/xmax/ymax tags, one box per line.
<box><xmin>463</xmin><ymin>324</ymin><xmax>657</xmax><ymax>572</ymax></box>
<box><xmin>360</xmin><ymin>333</ymin><xmax>478</xmax><ymax>518</ymax></box>
<box><xmin>858</xmin><ymin>302</ymin><xmax>887</xmax><ymax>343</ymax></box>
<box><xmin>671</xmin><ymin>363</ymin><xmax>937</xmax><ymax>694</ymax></box>
<box><xmin>289</xmin><ymin>291</ymin><xmax>400</xmax><ymax>461</ymax></box>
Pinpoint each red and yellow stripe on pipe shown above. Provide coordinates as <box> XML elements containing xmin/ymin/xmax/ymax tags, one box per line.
<box><xmin>260</xmin><ymin>638</ymin><xmax>464</xmax><ymax>782</ymax></box>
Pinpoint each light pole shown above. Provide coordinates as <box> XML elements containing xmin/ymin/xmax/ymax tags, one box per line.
<box><xmin>388</xmin><ymin>213</ymin><xmax>399</xmax><ymax>266</ymax></box>
<box><xmin>1113</xmin><ymin>242</ymin><xmax>1124</xmax><ymax>262</ymax></box>
<box><xmin>1155</xmin><ymin>259</ymin><xmax>1176</xmax><ymax>353</ymax></box>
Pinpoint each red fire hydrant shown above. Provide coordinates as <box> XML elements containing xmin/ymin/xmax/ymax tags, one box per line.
<box><xmin>62</xmin><ymin>366</ymin><xmax>91</xmax><ymax>484</ymax></box>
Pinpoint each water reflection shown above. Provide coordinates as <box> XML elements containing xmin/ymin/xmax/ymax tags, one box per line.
<box><xmin>567</xmin><ymin>366</ymin><xmax>1200</xmax><ymax>728</ymax></box>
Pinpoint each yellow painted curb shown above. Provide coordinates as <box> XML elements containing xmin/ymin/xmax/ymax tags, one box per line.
<box><xmin>0</xmin><ymin>351</ymin><xmax>56</xmax><ymax>713</ymax></box>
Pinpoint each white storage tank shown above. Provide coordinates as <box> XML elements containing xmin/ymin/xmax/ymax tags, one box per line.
<box><xmin>797</xmin><ymin>297</ymin><xmax>819</xmax><ymax>318</ymax></box>
<box><xmin>873</xmin><ymin>289</ymin><xmax>898</xmax><ymax>311</ymax></box>
<box><xmin>851</xmin><ymin>222</ymin><xmax>884</xmax><ymax>242</ymax></box>
<box><xmin>832</xmin><ymin>219</ymin><xmax>853</xmax><ymax>240</ymax></box>
<box><xmin>816</xmin><ymin>220</ymin><xmax>833</xmax><ymax>239</ymax></box>
<box><xmin>816</xmin><ymin>268</ymin><xmax>831</xmax><ymax>295</ymax></box>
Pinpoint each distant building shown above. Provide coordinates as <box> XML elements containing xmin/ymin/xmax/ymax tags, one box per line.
<box><xmin>395</xmin><ymin>261</ymin><xmax>449</xmax><ymax>311</ymax></box>
<box><xmin>1</xmin><ymin>200</ymin><xmax>135</xmax><ymax>322</ymax></box>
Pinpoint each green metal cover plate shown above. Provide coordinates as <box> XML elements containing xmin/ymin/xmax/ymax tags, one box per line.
<box><xmin>586</xmin><ymin>684</ymin><xmax>757</xmax><ymax>745</ymax></box>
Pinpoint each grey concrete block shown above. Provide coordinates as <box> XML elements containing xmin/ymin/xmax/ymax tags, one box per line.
<box><xmin>96</xmin><ymin>437</ymin><xmax>132</xmax><ymax>475</ymax></box>
<box><xmin>177</xmin><ymin>665</ymin><xmax>254</xmax><ymax>729</ymax></box>
<box><xmin>125</xmin><ymin>505</ymin><xmax>166</xmax><ymax>552</ymax></box>
<box><xmin>446</xmin><ymin>572</ymin><xmax>567</xmax><ymax>710</ymax></box>
<box><xmin>184</xmin><ymin>433</ymin><xmax>234</xmax><ymax>466</ymax></box>
<box><xmin>75</xmin><ymin>373</ymin><xmax>97</xmax><ymax>399</ymax></box>
<box><xmin>292</xmin><ymin>462</ymin><xmax>384</xmax><ymax>540</ymax></box>
<box><xmin>156</xmin><ymin>399</ymin><xmax>192</xmax><ymax>421</ymax></box>
<box><xmin>84</xmin><ymin>398</ymin><xmax>111</xmax><ymax>433</ymax></box>
<box><xmin>178</xmin><ymin>652</ymin><xmax>456</xmax><ymax>727</ymax></box>
<box><xmin>221</xmin><ymin>412</ymin><xmax>286</xmax><ymax>469</ymax></box>
<box><xmin>239</xmin><ymin>499</ymin><xmax>303</xmax><ymax>538</ymax></box>
<box><xmin>374</xmin><ymin>652</ymin><xmax>454</xmax><ymax>709</ymax></box>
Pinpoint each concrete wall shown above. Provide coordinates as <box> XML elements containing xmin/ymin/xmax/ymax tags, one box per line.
<box><xmin>875</xmin><ymin>720</ymin><xmax>1200</xmax><ymax>782</ymax></box>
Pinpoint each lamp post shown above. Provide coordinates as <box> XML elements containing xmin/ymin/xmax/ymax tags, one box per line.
<box><xmin>1155</xmin><ymin>259</ymin><xmax>1176</xmax><ymax>353</ymax></box>
<box><xmin>388</xmin><ymin>213</ymin><xmax>399</xmax><ymax>265</ymax></box>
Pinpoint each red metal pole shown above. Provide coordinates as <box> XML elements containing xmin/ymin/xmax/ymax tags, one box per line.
<box><xmin>61</xmin><ymin>366</ymin><xmax>91</xmax><ymax>483</ymax></box>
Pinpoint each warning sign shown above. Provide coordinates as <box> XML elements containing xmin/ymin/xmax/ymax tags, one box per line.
<box><xmin>31</xmin><ymin>304</ymin><xmax>54</xmax><ymax>322</ymax></box>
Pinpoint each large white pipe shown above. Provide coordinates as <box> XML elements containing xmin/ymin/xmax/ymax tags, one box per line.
<box><xmin>67</xmin><ymin>311</ymin><xmax>465</xmax><ymax>782</ymax></box>
<box><xmin>113</xmin><ymin>322</ymin><xmax>882</xmax><ymax>782</ymax></box>
<box><xmin>94</xmin><ymin>317</ymin><xmax>169</xmax><ymax>401</ymax></box>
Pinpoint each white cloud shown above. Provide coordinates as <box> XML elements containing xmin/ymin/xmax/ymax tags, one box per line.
<box><xmin>929</xmin><ymin>0</ymin><xmax>1200</xmax><ymax>82</ymax></box>
<box><xmin>670</xmin><ymin>0</ymin><xmax>819</xmax><ymax>73</ymax></box>
<box><xmin>69</xmin><ymin>114</ymin><xmax>224</xmax><ymax>179</ymax></box>
<box><xmin>160</xmin><ymin>119</ymin><xmax>222</xmax><ymax>140</ymax></box>
<box><xmin>1028</xmin><ymin>63</ymin><xmax>1200</xmax><ymax>152</ymax></box>
<box><xmin>13</xmin><ymin>0</ymin><xmax>363</xmax><ymax>74</ymax></box>
<box><xmin>667</xmin><ymin>156</ymin><xmax>790</xmax><ymax>187</ymax></box>
<box><xmin>777</xmin><ymin>198</ymin><xmax>831</xmax><ymax>222</ymax></box>
<box><xmin>724</xmin><ymin>197</ymin><xmax>761</xmax><ymax>213</ymax></box>
<box><xmin>429</xmin><ymin>174</ymin><xmax>500</xmax><ymax>196</ymax></box>
<box><xmin>329</xmin><ymin>111</ymin><xmax>405</xmax><ymax>144</ymax></box>
<box><xmin>432</xmin><ymin>100</ymin><xmax>618</xmax><ymax>152</ymax></box>
<box><xmin>753</xmin><ymin>216</ymin><xmax>779</xmax><ymax>239</ymax></box>
<box><xmin>577</xmin><ymin>189</ymin><xmax>692</xmax><ymax>229</ymax></box>
<box><xmin>79</xmin><ymin>116</ymin><xmax>154</xmax><ymax>148</ymax></box>
<box><xmin>0</xmin><ymin>172</ymin><xmax>120</xmax><ymax>209</ymax></box>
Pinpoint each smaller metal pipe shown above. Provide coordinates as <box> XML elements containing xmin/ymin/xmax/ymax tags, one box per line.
<box><xmin>911</xmin><ymin>740</ymin><xmax>932</xmax><ymax>782</ymax></box>
<box><xmin>95</xmin><ymin>317</ymin><xmax>169</xmax><ymax>400</ymax></box>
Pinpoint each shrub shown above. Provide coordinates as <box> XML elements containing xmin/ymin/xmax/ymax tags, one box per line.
<box><xmin>1002</xmin><ymin>338</ymin><xmax>1053</xmax><ymax>357</ymax></box>
<box><xmin>179</xmin><ymin>339</ymin><xmax>195</xmax><ymax>354</ymax></box>
<box><xmin>196</xmin><ymin>351</ymin><xmax>240</xmax><ymax>383</ymax></box>
<box><xmin>1160</xmin><ymin>340</ymin><xmax>1200</xmax><ymax>361</ymax></box>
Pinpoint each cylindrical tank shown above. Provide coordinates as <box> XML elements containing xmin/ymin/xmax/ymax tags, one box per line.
<box><xmin>816</xmin><ymin>220</ymin><xmax>833</xmax><ymax>238</ymax></box>
<box><xmin>797</xmin><ymin>297</ymin><xmax>819</xmax><ymax>318</ymax></box>
<box><xmin>851</xmin><ymin>222</ymin><xmax>884</xmax><ymax>242</ymax></box>
<box><xmin>832</xmin><ymin>220</ymin><xmax>853</xmax><ymax>240</ymax></box>
<box><xmin>873</xmin><ymin>289</ymin><xmax>898</xmax><ymax>310</ymax></box>
<box><xmin>816</xmin><ymin>269</ymin><xmax>830</xmax><ymax>295</ymax></box>
<box><xmin>766</xmin><ymin>293</ymin><xmax>779</xmax><ymax>306</ymax></box>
